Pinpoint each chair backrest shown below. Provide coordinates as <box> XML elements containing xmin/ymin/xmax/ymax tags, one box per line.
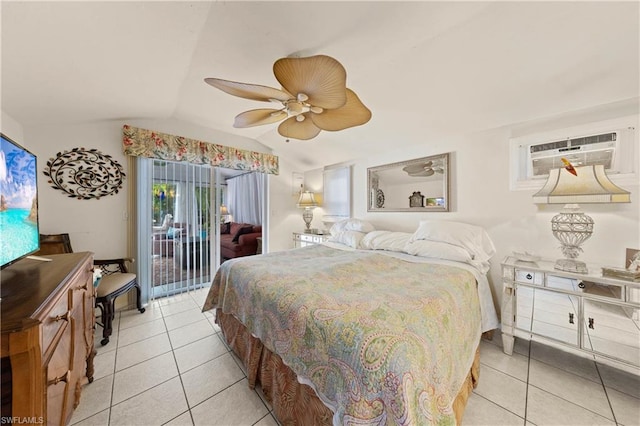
<box><xmin>35</xmin><ymin>233</ymin><xmax>73</xmax><ymax>255</ymax></box>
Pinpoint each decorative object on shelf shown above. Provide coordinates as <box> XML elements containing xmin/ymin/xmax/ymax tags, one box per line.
<box><xmin>297</xmin><ymin>191</ymin><xmax>318</xmax><ymax>231</ymax></box>
<box><xmin>512</xmin><ymin>251</ymin><xmax>541</xmax><ymax>262</ymax></box>
<box><xmin>376</xmin><ymin>189</ymin><xmax>385</xmax><ymax>208</ymax></box>
<box><xmin>601</xmin><ymin>266</ymin><xmax>640</xmax><ymax>282</ymax></box>
<box><xmin>533</xmin><ymin>164</ymin><xmax>630</xmax><ymax>273</ymax></box>
<box><xmin>44</xmin><ymin>147</ymin><xmax>125</xmax><ymax>200</ymax></box>
<box><xmin>220</xmin><ymin>204</ymin><xmax>230</xmax><ymax>223</ymax></box>
<box><xmin>204</xmin><ymin>55</ymin><xmax>371</xmax><ymax>140</ymax></box>
<box><xmin>368</xmin><ymin>153</ymin><xmax>450</xmax><ymax>212</ymax></box>
<box><xmin>409</xmin><ymin>191</ymin><xmax>425</xmax><ymax>208</ymax></box>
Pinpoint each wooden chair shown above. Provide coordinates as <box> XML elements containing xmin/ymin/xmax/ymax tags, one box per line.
<box><xmin>36</xmin><ymin>234</ymin><xmax>145</xmax><ymax>346</ymax></box>
<box><xmin>94</xmin><ymin>258</ymin><xmax>145</xmax><ymax>346</ymax></box>
<box><xmin>34</xmin><ymin>233</ymin><xmax>74</xmax><ymax>255</ymax></box>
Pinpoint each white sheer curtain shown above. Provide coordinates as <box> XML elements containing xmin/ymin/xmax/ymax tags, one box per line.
<box><xmin>227</xmin><ymin>172</ymin><xmax>264</xmax><ymax>225</ymax></box>
<box><xmin>174</xmin><ymin>182</ymin><xmax>199</xmax><ymax>236</ymax></box>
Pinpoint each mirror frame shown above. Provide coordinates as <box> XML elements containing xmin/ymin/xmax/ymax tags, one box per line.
<box><xmin>367</xmin><ymin>153</ymin><xmax>450</xmax><ymax>212</ymax></box>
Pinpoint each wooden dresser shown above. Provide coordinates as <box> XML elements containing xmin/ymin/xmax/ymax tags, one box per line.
<box><xmin>1</xmin><ymin>252</ymin><xmax>96</xmax><ymax>425</ymax></box>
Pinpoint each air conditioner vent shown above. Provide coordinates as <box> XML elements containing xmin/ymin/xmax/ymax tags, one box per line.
<box><xmin>530</xmin><ymin>132</ymin><xmax>616</xmax><ymax>153</ymax></box>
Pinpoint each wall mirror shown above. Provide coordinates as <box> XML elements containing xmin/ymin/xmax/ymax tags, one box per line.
<box><xmin>368</xmin><ymin>153</ymin><xmax>449</xmax><ymax>212</ymax></box>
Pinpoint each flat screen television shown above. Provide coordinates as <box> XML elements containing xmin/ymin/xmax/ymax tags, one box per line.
<box><xmin>0</xmin><ymin>133</ymin><xmax>39</xmax><ymax>269</ymax></box>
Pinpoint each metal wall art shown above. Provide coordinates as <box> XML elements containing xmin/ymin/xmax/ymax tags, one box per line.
<box><xmin>44</xmin><ymin>148</ymin><xmax>125</xmax><ymax>200</ymax></box>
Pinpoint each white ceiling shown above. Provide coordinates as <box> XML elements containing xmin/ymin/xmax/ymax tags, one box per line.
<box><xmin>2</xmin><ymin>1</ymin><xmax>638</xmax><ymax>170</ymax></box>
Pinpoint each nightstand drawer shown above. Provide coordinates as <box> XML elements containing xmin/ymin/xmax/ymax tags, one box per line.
<box><xmin>515</xmin><ymin>269</ymin><xmax>543</xmax><ymax>285</ymax></box>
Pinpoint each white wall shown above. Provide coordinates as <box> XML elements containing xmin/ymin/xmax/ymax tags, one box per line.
<box><xmin>1</xmin><ymin>110</ymin><xmax>24</xmax><ymax>143</ymax></box>
<box><xmin>305</xmin><ymin>100</ymin><xmax>640</xmax><ymax>313</ymax></box>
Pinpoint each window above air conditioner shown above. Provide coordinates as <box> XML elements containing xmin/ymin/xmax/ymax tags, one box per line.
<box><xmin>510</xmin><ymin>116</ymin><xmax>638</xmax><ymax>190</ymax></box>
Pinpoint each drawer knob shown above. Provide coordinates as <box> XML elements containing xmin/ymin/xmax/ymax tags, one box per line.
<box><xmin>48</xmin><ymin>370</ymin><xmax>71</xmax><ymax>386</ymax></box>
<box><xmin>568</xmin><ymin>313</ymin><xmax>574</xmax><ymax>324</ymax></box>
<box><xmin>53</xmin><ymin>311</ymin><xmax>71</xmax><ymax>322</ymax></box>
<box><xmin>526</xmin><ymin>273</ymin><xmax>533</xmax><ymax>280</ymax></box>
<box><xmin>578</xmin><ymin>281</ymin><xmax>585</xmax><ymax>289</ymax></box>
<box><xmin>588</xmin><ymin>318</ymin><xmax>595</xmax><ymax>329</ymax></box>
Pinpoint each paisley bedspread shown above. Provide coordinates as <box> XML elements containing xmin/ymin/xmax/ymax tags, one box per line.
<box><xmin>202</xmin><ymin>245</ymin><xmax>482</xmax><ymax>425</ymax></box>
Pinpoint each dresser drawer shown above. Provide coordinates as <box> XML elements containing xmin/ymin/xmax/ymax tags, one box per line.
<box><xmin>41</xmin><ymin>293</ymin><xmax>71</xmax><ymax>359</ymax></box>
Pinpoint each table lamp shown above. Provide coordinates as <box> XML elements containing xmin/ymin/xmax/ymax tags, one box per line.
<box><xmin>533</xmin><ymin>164</ymin><xmax>630</xmax><ymax>273</ymax></box>
<box><xmin>296</xmin><ymin>191</ymin><xmax>318</xmax><ymax>231</ymax></box>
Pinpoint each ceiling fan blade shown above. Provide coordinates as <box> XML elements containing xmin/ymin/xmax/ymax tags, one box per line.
<box><xmin>278</xmin><ymin>114</ymin><xmax>322</xmax><ymax>140</ymax></box>
<box><xmin>310</xmin><ymin>89</ymin><xmax>372</xmax><ymax>131</ymax></box>
<box><xmin>204</xmin><ymin>78</ymin><xmax>291</xmax><ymax>102</ymax></box>
<box><xmin>273</xmin><ymin>55</ymin><xmax>347</xmax><ymax>109</ymax></box>
<box><xmin>233</xmin><ymin>109</ymin><xmax>288</xmax><ymax>128</ymax></box>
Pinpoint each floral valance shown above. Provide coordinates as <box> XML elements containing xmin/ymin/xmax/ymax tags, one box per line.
<box><xmin>122</xmin><ymin>125</ymin><xmax>279</xmax><ymax>175</ymax></box>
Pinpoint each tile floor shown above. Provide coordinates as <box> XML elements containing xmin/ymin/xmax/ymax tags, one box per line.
<box><xmin>70</xmin><ymin>287</ymin><xmax>640</xmax><ymax>426</ymax></box>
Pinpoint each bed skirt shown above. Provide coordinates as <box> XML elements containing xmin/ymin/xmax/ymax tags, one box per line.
<box><xmin>216</xmin><ymin>309</ymin><xmax>482</xmax><ymax>425</ymax></box>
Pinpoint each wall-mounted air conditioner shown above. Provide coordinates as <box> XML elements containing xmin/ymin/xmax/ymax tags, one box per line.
<box><xmin>527</xmin><ymin>131</ymin><xmax>618</xmax><ymax>178</ymax></box>
<box><xmin>510</xmin><ymin>115</ymin><xmax>638</xmax><ymax>190</ymax></box>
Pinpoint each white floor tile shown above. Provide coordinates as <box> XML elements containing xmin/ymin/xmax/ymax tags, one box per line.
<box><xmin>528</xmin><ymin>359</ymin><xmax>614</xmax><ymax>420</ymax></box>
<box><xmin>110</xmin><ymin>377</ymin><xmax>188</xmax><ymax>425</ymax></box>
<box><xmin>163</xmin><ymin>308</ymin><xmax>209</xmax><ymax>331</ymax></box>
<box><xmin>91</xmin><ymin>348</ymin><xmax>116</xmax><ymax>381</ymax></box>
<box><xmin>463</xmin><ymin>393</ymin><xmax>525</xmax><ymax>425</ymax></box>
<box><xmin>112</xmin><ymin>352</ymin><xmax>179</xmax><ymax>405</ymax></box>
<box><xmin>605</xmin><ymin>387</ymin><xmax>640</xmax><ymax>426</ymax></box>
<box><xmin>598</xmin><ymin>363</ymin><xmax>640</xmax><ymax>399</ymax></box>
<box><xmin>70</xmin><ymin>374</ymin><xmax>113</xmax><ymax>424</ymax></box>
<box><xmin>164</xmin><ymin>411</ymin><xmax>194</xmax><ymax>426</ymax></box>
<box><xmin>473</xmin><ymin>364</ymin><xmax>527</xmax><ymax>417</ymax></box>
<box><xmin>190</xmin><ymin>379</ymin><xmax>269</xmax><ymax>426</ymax></box>
<box><xmin>529</xmin><ymin>341</ymin><xmax>601</xmax><ymax>383</ymax></box>
<box><xmin>181</xmin><ymin>352</ymin><xmax>245</xmax><ymax>407</ymax></box>
<box><xmin>173</xmin><ymin>333</ymin><xmax>229</xmax><ymax>374</ymax></box>
<box><xmin>168</xmin><ymin>318</ymin><xmax>215</xmax><ymax>349</ymax></box>
<box><xmin>160</xmin><ymin>298</ymin><xmax>199</xmax><ymax>317</ymax></box>
<box><xmin>479</xmin><ymin>339</ymin><xmax>529</xmax><ymax>381</ymax></box>
<box><xmin>69</xmin><ymin>408</ymin><xmax>110</xmax><ymax>426</ymax></box>
<box><xmin>526</xmin><ymin>385</ymin><xmax>616</xmax><ymax>425</ymax></box>
<box><xmin>119</xmin><ymin>303</ymin><xmax>162</xmax><ymax>330</ymax></box>
<box><xmin>117</xmin><ymin>317</ymin><xmax>167</xmax><ymax>347</ymax></box>
<box><xmin>254</xmin><ymin>413</ymin><xmax>279</xmax><ymax>426</ymax></box>
<box><xmin>115</xmin><ymin>332</ymin><xmax>172</xmax><ymax>371</ymax></box>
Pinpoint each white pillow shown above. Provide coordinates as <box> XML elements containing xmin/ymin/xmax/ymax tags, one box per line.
<box><xmin>330</xmin><ymin>218</ymin><xmax>375</xmax><ymax>236</ymax></box>
<box><xmin>328</xmin><ymin>230</ymin><xmax>367</xmax><ymax>249</ymax></box>
<box><xmin>360</xmin><ymin>231</ymin><xmax>412</xmax><ymax>252</ymax></box>
<box><xmin>409</xmin><ymin>220</ymin><xmax>496</xmax><ymax>262</ymax></box>
<box><xmin>404</xmin><ymin>240</ymin><xmax>473</xmax><ymax>263</ymax></box>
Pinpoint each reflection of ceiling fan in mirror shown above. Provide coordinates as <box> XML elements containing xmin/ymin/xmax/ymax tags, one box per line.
<box><xmin>402</xmin><ymin>160</ymin><xmax>444</xmax><ymax>177</ymax></box>
<box><xmin>205</xmin><ymin>55</ymin><xmax>372</xmax><ymax>140</ymax></box>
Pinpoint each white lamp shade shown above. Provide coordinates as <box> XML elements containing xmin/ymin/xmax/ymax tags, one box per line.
<box><xmin>533</xmin><ymin>165</ymin><xmax>630</xmax><ymax>204</ymax></box>
<box><xmin>297</xmin><ymin>191</ymin><xmax>318</xmax><ymax>208</ymax></box>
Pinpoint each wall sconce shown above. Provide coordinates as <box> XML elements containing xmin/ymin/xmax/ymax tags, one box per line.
<box><xmin>296</xmin><ymin>191</ymin><xmax>318</xmax><ymax>231</ymax></box>
<box><xmin>533</xmin><ymin>164</ymin><xmax>630</xmax><ymax>273</ymax></box>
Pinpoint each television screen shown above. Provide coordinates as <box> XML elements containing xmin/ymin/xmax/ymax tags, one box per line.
<box><xmin>0</xmin><ymin>133</ymin><xmax>39</xmax><ymax>268</ymax></box>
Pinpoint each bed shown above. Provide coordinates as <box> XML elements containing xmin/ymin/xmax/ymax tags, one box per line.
<box><xmin>202</xmin><ymin>220</ymin><xmax>499</xmax><ymax>425</ymax></box>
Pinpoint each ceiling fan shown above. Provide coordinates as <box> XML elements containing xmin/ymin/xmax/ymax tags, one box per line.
<box><xmin>204</xmin><ymin>55</ymin><xmax>372</xmax><ymax>140</ymax></box>
<box><xmin>402</xmin><ymin>160</ymin><xmax>444</xmax><ymax>177</ymax></box>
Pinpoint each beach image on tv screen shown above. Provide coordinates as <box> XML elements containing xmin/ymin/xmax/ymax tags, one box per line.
<box><xmin>0</xmin><ymin>135</ymin><xmax>39</xmax><ymax>267</ymax></box>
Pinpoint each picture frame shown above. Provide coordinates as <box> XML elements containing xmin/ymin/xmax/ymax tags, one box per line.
<box><xmin>626</xmin><ymin>248</ymin><xmax>640</xmax><ymax>271</ymax></box>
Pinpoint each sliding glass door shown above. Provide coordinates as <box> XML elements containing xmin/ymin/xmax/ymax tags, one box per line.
<box><xmin>135</xmin><ymin>158</ymin><xmax>269</xmax><ymax>304</ymax></box>
<box><xmin>137</xmin><ymin>159</ymin><xmax>218</xmax><ymax>300</ymax></box>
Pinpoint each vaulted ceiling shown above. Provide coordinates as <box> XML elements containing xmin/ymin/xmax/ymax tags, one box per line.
<box><xmin>2</xmin><ymin>1</ymin><xmax>638</xmax><ymax>170</ymax></box>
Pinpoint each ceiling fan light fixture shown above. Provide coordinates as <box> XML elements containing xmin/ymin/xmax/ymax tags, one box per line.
<box><xmin>205</xmin><ymin>54</ymin><xmax>370</xmax><ymax>140</ymax></box>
